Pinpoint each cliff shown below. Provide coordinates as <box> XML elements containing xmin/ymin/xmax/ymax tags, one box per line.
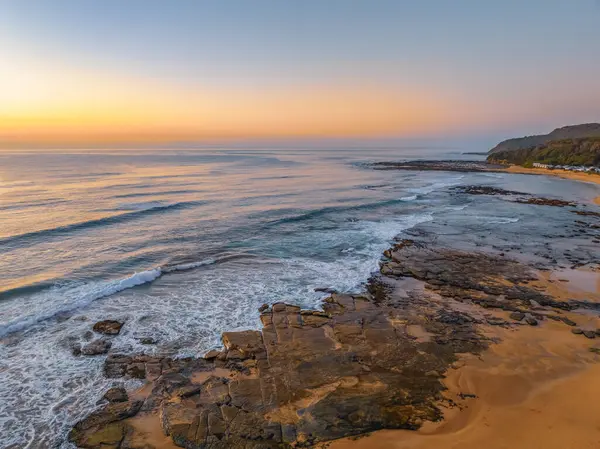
<box><xmin>488</xmin><ymin>123</ymin><xmax>600</xmax><ymax>155</ymax></box>
<box><xmin>488</xmin><ymin>137</ymin><xmax>600</xmax><ymax>167</ymax></box>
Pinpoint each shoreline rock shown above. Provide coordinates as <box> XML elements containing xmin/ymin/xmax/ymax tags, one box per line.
<box><xmin>93</xmin><ymin>320</ymin><xmax>124</xmax><ymax>335</ymax></box>
<box><xmin>80</xmin><ymin>339</ymin><xmax>112</xmax><ymax>356</ymax></box>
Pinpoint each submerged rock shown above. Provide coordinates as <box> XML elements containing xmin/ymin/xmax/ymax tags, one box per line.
<box><xmin>453</xmin><ymin>185</ymin><xmax>527</xmax><ymax>196</ymax></box>
<box><xmin>509</xmin><ymin>312</ymin><xmax>525</xmax><ymax>321</ymax></box>
<box><xmin>136</xmin><ymin>336</ymin><xmax>157</xmax><ymax>345</ymax></box>
<box><xmin>514</xmin><ymin>197</ymin><xmax>575</xmax><ymax>207</ymax></box>
<box><xmin>81</xmin><ymin>339</ymin><xmax>112</xmax><ymax>356</ymax></box>
<box><xmin>102</xmin><ymin>387</ymin><xmax>128</xmax><ymax>403</ymax></box>
<box><xmin>93</xmin><ymin>320</ymin><xmax>124</xmax><ymax>335</ymax></box>
<box><xmin>314</xmin><ymin>287</ymin><xmax>338</xmax><ymax>294</ymax></box>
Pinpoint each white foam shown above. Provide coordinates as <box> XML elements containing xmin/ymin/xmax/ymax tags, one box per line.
<box><xmin>479</xmin><ymin>173</ymin><xmax>504</xmax><ymax>179</ymax></box>
<box><xmin>162</xmin><ymin>258</ymin><xmax>217</xmax><ymax>273</ymax></box>
<box><xmin>445</xmin><ymin>204</ymin><xmax>469</xmax><ymax>212</ymax></box>
<box><xmin>475</xmin><ymin>215</ymin><xmax>520</xmax><ymax>224</ymax></box>
<box><xmin>400</xmin><ymin>195</ymin><xmax>417</xmax><ymax>201</ymax></box>
<box><xmin>0</xmin><ymin>268</ymin><xmax>161</xmax><ymax>338</ymax></box>
<box><xmin>0</xmin><ymin>258</ymin><xmax>220</xmax><ymax>338</ymax></box>
<box><xmin>113</xmin><ymin>201</ymin><xmax>166</xmax><ymax>211</ymax></box>
<box><xmin>408</xmin><ymin>176</ymin><xmax>465</xmax><ymax>195</ymax></box>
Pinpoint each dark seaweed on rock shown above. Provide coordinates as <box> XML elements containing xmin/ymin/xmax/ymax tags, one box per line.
<box><xmin>451</xmin><ymin>185</ymin><xmax>528</xmax><ymax>196</ymax></box>
<box><xmin>370</xmin><ymin>160</ymin><xmax>506</xmax><ymax>172</ymax></box>
<box><xmin>454</xmin><ymin>185</ymin><xmax>576</xmax><ymax>207</ymax></box>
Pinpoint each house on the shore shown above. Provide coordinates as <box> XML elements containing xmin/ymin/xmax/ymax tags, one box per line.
<box><xmin>532</xmin><ymin>162</ymin><xmax>550</xmax><ymax>169</ymax></box>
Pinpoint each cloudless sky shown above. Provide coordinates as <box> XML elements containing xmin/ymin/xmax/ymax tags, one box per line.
<box><xmin>1</xmin><ymin>0</ymin><xmax>599</xmax><ymax>147</ymax></box>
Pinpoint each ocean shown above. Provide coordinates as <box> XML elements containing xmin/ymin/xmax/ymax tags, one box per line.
<box><xmin>1</xmin><ymin>147</ymin><xmax>599</xmax><ymax>447</ymax></box>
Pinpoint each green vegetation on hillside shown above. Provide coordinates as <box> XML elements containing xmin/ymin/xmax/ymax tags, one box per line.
<box><xmin>487</xmin><ymin>137</ymin><xmax>600</xmax><ymax>167</ymax></box>
<box><xmin>488</xmin><ymin>123</ymin><xmax>600</xmax><ymax>155</ymax></box>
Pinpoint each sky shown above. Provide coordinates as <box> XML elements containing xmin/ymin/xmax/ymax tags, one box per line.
<box><xmin>0</xmin><ymin>0</ymin><xmax>599</xmax><ymax>148</ymax></box>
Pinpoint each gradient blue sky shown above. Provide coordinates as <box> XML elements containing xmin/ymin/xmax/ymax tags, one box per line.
<box><xmin>1</xmin><ymin>0</ymin><xmax>599</xmax><ymax>146</ymax></box>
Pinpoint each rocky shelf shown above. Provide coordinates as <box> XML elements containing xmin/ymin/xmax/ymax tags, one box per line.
<box><xmin>68</xmin><ymin>226</ymin><xmax>598</xmax><ymax>448</ymax></box>
<box><xmin>369</xmin><ymin>160</ymin><xmax>507</xmax><ymax>172</ymax></box>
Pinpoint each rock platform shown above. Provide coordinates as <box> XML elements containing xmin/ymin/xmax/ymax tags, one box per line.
<box><xmin>69</xmin><ymin>229</ymin><xmax>596</xmax><ymax>448</ymax></box>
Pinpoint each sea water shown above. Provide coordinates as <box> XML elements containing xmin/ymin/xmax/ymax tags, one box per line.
<box><xmin>1</xmin><ymin>147</ymin><xmax>598</xmax><ymax>447</ymax></box>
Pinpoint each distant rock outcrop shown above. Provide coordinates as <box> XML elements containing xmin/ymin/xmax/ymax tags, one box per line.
<box><xmin>488</xmin><ymin>123</ymin><xmax>600</xmax><ymax>155</ymax></box>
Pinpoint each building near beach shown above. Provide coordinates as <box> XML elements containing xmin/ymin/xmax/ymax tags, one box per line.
<box><xmin>532</xmin><ymin>162</ymin><xmax>550</xmax><ymax>169</ymax></box>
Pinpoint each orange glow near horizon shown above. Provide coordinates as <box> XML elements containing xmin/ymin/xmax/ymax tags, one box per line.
<box><xmin>0</xmin><ymin>53</ymin><xmax>459</xmax><ymax>146</ymax></box>
<box><xmin>2</xmin><ymin>49</ymin><xmax>598</xmax><ymax>147</ymax></box>
<box><xmin>2</xmin><ymin>1</ymin><xmax>599</xmax><ymax>149</ymax></box>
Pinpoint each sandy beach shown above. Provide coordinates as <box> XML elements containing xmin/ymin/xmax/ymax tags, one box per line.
<box><xmin>504</xmin><ymin>165</ymin><xmax>600</xmax><ymax>204</ymax></box>
<box><xmin>328</xmin><ymin>271</ymin><xmax>600</xmax><ymax>449</ymax></box>
<box><xmin>325</xmin><ymin>167</ymin><xmax>600</xmax><ymax>449</ymax></box>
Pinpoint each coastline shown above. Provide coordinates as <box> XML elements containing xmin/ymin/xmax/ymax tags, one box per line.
<box><xmin>67</xmin><ymin>184</ymin><xmax>600</xmax><ymax>448</ymax></box>
<box><xmin>329</xmin><ymin>271</ymin><xmax>600</xmax><ymax>449</ymax></box>
<box><xmin>503</xmin><ymin>165</ymin><xmax>600</xmax><ymax>204</ymax></box>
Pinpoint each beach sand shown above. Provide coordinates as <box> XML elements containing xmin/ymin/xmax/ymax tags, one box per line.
<box><xmin>327</xmin><ymin>271</ymin><xmax>600</xmax><ymax>449</ymax></box>
<box><xmin>504</xmin><ymin>165</ymin><xmax>600</xmax><ymax>205</ymax></box>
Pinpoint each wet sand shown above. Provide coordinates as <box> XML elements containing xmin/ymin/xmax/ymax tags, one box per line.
<box><xmin>328</xmin><ymin>272</ymin><xmax>600</xmax><ymax>449</ymax></box>
<box><xmin>504</xmin><ymin>165</ymin><xmax>600</xmax><ymax>204</ymax></box>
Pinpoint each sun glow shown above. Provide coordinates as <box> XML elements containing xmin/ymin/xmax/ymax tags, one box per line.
<box><xmin>0</xmin><ymin>52</ymin><xmax>455</xmax><ymax>146</ymax></box>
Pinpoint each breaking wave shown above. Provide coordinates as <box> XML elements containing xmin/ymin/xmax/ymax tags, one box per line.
<box><xmin>0</xmin><ymin>257</ymin><xmax>220</xmax><ymax>338</ymax></box>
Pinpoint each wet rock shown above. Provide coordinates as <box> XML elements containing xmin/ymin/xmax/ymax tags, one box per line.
<box><xmin>371</xmin><ymin>160</ymin><xmax>505</xmax><ymax>172</ymax></box>
<box><xmin>258</xmin><ymin>303</ymin><xmax>269</xmax><ymax>312</ymax></box>
<box><xmin>175</xmin><ymin>384</ymin><xmax>203</xmax><ymax>398</ymax></box>
<box><xmin>103</xmin><ymin>387</ymin><xmax>128</xmax><ymax>403</ymax></box>
<box><xmin>74</xmin><ymin>291</ymin><xmax>487</xmax><ymax>447</ymax></box>
<box><xmin>525</xmin><ymin>317</ymin><xmax>538</xmax><ymax>326</ymax></box>
<box><xmin>486</xmin><ymin>317</ymin><xmax>507</xmax><ymax>326</ymax></box>
<box><xmin>559</xmin><ymin>316</ymin><xmax>577</xmax><ymax>327</ymax></box>
<box><xmin>135</xmin><ymin>336</ymin><xmax>158</xmax><ymax>345</ymax></box>
<box><xmin>583</xmin><ymin>330</ymin><xmax>596</xmax><ymax>339</ymax></box>
<box><xmin>93</xmin><ymin>320</ymin><xmax>124</xmax><ymax>335</ymax></box>
<box><xmin>454</xmin><ymin>185</ymin><xmax>527</xmax><ymax>196</ymax></box>
<box><xmin>514</xmin><ymin>198</ymin><xmax>575</xmax><ymax>207</ymax></box>
<box><xmin>68</xmin><ymin>400</ymin><xmax>143</xmax><ymax>448</ymax></box>
<box><xmin>572</xmin><ymin>210</ymin><xmax>600</xmax><ymax>218</ymax></box>
<box><xmin>103</xmin><ymin>354</ymin><xmax>131</xmax><ymax>378</ymax></box>
<box><xmin>126</xmin><ymin>363</ymin><xmax>146</xmax><ymax>379</ymax></box>
<box><xmin>315</xmin><ymin>287</ymin><xmax>338</xmax><ymax>294</ymax></box>
<box><xmin>204</xmin><ymin>350</ymin><xmax>221</xmax><ymax>360</ymax></box>
<box><xmin>572</xmin><ymin>328</ymin><xmax>584</xmax><ymax>335</ymax></box>
<box><xmin>153</xmin><ymin>372</ymin><xmax>190</xmax><ymax>395</ymax></box>
<box><xmin>458</xmin><ymin>392</ymin><xmax>478</xmax><ymax>399</ymax></box>
<box><xmin>81</xmin><ymin>339</ymin><xmax>112</xmax><ymax>356</ymax></box>
<box><xmin>70</xmin><ymin>422</ymin><xmax>127</xmax><ymax>448</ymax></box>
<box><xmin>509</xmin><ymin>312</ymin><xmax>525</xmax><ymax>321</ymax></box>
<box><xmin>83</xmin><ymin>331</ymin><xmax>94</xmax><ymax>341</ymax></box>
